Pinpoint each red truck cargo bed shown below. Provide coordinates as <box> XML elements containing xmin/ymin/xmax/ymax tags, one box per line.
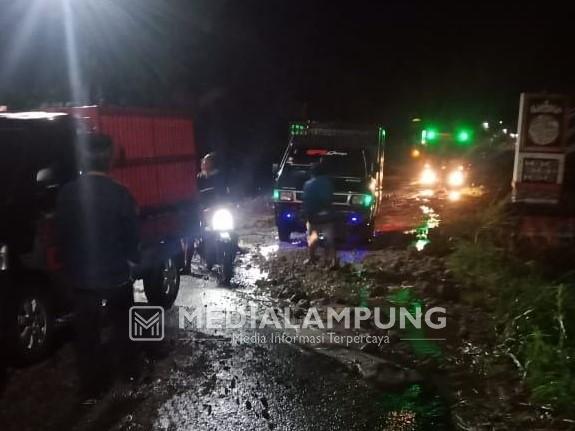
<box><xmin>47</xmin><ymin>105</ymin><xmax>199</xmax><ymax>243</ymax></box>
<box><xmin>46</xmin><ymin>105</ymin><xmax>198</xmax><ymax>210</ymax></box>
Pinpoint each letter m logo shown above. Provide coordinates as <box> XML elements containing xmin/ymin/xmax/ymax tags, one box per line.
<box><xmin>129</xmin><ymin>306</ymin><xmax>165</xmax><ymax>341</ymax></box>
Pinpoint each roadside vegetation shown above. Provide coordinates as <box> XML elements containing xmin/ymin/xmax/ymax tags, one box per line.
<box><xmin>257</xmin><ymin>194</ymin><xmax>575</xmax><ymax>424</ymax></box>
<box><xmin>445</xmin><ymin>198</ymin><xmax>575</xmax><ymax>412</ymax></box>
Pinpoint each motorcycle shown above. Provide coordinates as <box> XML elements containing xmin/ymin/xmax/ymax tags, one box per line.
<box><xmin>197</xmin><ymin>206</ymin><xmax>239</xmax><ymax>284</ymax></box>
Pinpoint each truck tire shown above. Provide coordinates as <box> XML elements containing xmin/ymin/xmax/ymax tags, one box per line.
<box><xmin>3</xmin><ymin>288</ymin><xmax>55</xmax><ymax>365</ymax></box>
<box><xmin>144</xmin><ymin>257</ymin><xmax>180</xmax><ymax>309</ymax></box>
<box><xmin>278</xmin><ymin>225</ymin><xmax>291</xmax><ymax>242</ymax></box>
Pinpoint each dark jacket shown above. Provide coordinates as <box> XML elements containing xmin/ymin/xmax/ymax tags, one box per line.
<box><xmin>56</xmin><ymin>174</ymin><xmax>140</xmax><ymax>290</ymax></box>
<box><xmin>303</xmin><ymin>175</ymin><xmax>335</xmax><ymax>223</ymax></box>
<box><xmin>197</xmin><ymin>169</ymin><xmax>228</xmax><ymax>209</ymax></box>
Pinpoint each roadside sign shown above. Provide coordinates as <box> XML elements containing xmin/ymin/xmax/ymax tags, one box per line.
<box><xmin>512</xmin><ymin>93</ymin><xmax>569</xmax><ymax>204</ymax></box>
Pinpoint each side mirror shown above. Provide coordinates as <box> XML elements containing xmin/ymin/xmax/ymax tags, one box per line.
<box><xmin>35</xmin><ymin>167</ymin><xmax>58</xmax><ymax>209</ymax></box>
<box><xmin>36</xmin><ymin>168</ymin><xmax>56</xmax><ymax>187</ymax></box>
<box><xmin>272</xmin><ymin>163</ymin><xmax>279</xmax><ymax>175</ymax></box>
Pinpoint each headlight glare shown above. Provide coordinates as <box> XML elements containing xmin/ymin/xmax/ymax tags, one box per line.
<box><xmin>420</xmin><ymin>167</ymin><xmax>437</xmax><ymax>185</ymax></box>
<box><xmin>448</xmin><ymin>170</ymin><xmax>465</xmax><ymax>187</ymax></box>
<box><xmin>212</xmin><ymin>209</ymin><xmax>234</xmax><ymax>231</ymax></box>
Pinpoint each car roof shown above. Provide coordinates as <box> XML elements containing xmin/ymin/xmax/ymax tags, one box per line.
<box><xmin>0</xmin><ymin>111</ymin><xmax>68</xmax><ymax>121</ymax></box>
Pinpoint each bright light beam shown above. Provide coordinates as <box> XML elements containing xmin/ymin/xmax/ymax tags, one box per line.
<box><xmin>0</xmin><ymin>0</ymin><xmax>45</xmax><ymax>82</ymax></box>
<box><xmin>61</xmin><ymin>0</ymin><xmax>88</xmax><ymax>103</ymax></box>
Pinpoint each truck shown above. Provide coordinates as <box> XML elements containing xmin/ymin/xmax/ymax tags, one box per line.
<box><xmin>0</xmin><ymin>106</ymin><xmax>198</xmax><ymax>363</ymax></box>
<box><xmin>272</xmin><ymin>122</ymin><xmax>385</xmax><ymax>243</ymax></box>
<box><xmin>409</xmin><ymin>125</ymin><xmax>476</xmax><ymax>199</ymax></box>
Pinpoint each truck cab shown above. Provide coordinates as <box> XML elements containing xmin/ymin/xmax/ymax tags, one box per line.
<box><xmin>273</xmin><ymin>122</ymin><xmax>385</xmax><ymax>243</ymax></box>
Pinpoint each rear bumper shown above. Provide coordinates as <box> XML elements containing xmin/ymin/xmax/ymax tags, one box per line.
<box><xmin>274</xmin><ymin>203</ymin><xmax>374</xmax><ymax>238</ymax></box>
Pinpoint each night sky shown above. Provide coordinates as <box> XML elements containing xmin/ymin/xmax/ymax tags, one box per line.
<box><xmin>0</xmin><ymin>0</ymin><xmax>573</xmax><ymax>188</ymax></box>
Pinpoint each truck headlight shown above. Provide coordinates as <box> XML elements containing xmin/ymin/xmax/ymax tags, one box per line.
<box><xmin>447</xmin><ymin>169</ymin><xmax>465</xmax><ymax>187</ymax></box>
<box><xmin>212</xmin><ymin>209</ymin><xmax>234</xmax><ymax>231</ymax></box>
<box><xmin>420</xmin><ymin>166</ymin><xmax>437</xmax><ymax>185</ymax></box>
<box><xmin>0</xmin><ymin>243</ymin><xmax>8</xmax><ymax>271</ymax></box>
<box><xmin>279</xmin><ymin>190</ymin><xmax>294</xmax><ymax>201</ymax></box>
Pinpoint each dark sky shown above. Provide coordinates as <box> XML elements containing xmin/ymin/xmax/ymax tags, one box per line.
<box><xmin>0</xmin><ymin>0</ymin><xmax>573</xmax><ymax>174</ymax></box>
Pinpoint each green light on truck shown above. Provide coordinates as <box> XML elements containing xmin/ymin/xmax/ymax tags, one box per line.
<box><xmin>364</xmin><ymin>194</ymin><xmax>373</xmax><ymax>207</ymax></box>
<box><xmin>273</xmin><ymin>189</ymin><xmax>280</xmax><ymax>200</ymax></box>
<box><xmin>378</xmin><ymin>127</ymin><xmax>386</xmax><ymax>145</ymax></box>
<box><xmin>421</xmin><ymin>128</ymin><xmax>438</xmax><ymax>145</ymax></box>
<box><xmin>426</xmin><ymin>129</ymin><xmax>438</xmax><ymax>141</ymax></box>
<box><xmin>290</xmin><ymin>123</ymin><xmax>308</xmax><ymax>136</ymax></box>
<box><xmin>455</xmin><ymin>129</ymin><xmax>472</xmax><ymax>144</ymax></box>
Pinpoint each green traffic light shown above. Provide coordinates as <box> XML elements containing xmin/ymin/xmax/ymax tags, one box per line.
<box><xmin>273</xmin><ymin>189</ymin><xmax>279</xmax><ymax>200</ymax></box>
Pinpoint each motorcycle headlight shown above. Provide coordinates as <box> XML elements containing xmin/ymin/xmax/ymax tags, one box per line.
<box><xmin>212</xmin><ymin>209</ymin><xmax>234</xmax><ymax>231</ymax></box>
<box><xmin>447</xmin><ymin>169</ymin><xmax>465</xmax><ymax>187</ymax></box>
<box><xmin>0</xmin><ymin>243</ymin><xmax>8</xmax><ymax>271</ymax></box>
<box><xmin>420</xmin><ymin>167</ymin><xmax>437</xmax><ymax>185</ymax></box>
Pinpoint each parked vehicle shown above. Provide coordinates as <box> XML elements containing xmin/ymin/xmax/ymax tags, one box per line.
<box><xmin>0</xmin><ymin>106</ymin><xmax>199</xmax><ymax>363</ymax></box>
<box><xmin>272</xmin><ymin>122</ymin><xmax>385</xmax><ymax>243</ymax></box>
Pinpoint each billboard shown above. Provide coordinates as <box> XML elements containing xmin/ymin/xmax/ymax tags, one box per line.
<box><xmin>512</xmin><ymin>93</ymin><xmax>569</xmax><ymax>204</ymax></box>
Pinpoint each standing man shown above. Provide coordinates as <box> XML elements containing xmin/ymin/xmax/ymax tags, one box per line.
<box><xmin>56</xmin><ymin>134</ymin><xmax>140</xmax><ymax>401</ymax></box>
<box><xmin>302</xmin><ymin>161</ymin><xmax>338</xmax><ymax>268</ymax></box>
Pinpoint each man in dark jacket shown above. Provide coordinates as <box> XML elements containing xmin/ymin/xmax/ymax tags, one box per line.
<box><xmin>56</xmin><ymin>134</ymin><xmax>140</xmax><ymax>400</ymax></box>
<box><xmin>302</xmin><ymin>161</ymin><xmax>338</xmax><ymax>268</ymax></box>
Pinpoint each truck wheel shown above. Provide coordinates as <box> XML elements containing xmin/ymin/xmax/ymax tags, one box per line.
<box><xmin>144</xmin><ymin>257</ymin><xmax>180</xmax><ymax>309</ymax></box>
<box><xmin>4</xmin><ymin>289</ymin><xmax>54</xmax><ymax>365</ymax></box>
<box><xmin>278</xmin><ymin>225</ymin><xmax>291</xmax><ymax>242</ymax></box>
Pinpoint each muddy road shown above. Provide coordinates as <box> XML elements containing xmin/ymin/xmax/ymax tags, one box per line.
<box><xmin>0</xmin><ymin>182</ymin><xmax>481</xmax><ymax>431</ymax></box>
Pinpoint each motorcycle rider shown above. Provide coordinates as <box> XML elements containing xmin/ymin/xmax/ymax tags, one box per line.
<box><xmin>197</xmin><ymin>152</ymin><xmax>228</xmax><ymax>209</ymax></box>
<box><xmin>195</xmin><ymin>152</ymin><xmax>237</xmax><ymax>282</ymax></box>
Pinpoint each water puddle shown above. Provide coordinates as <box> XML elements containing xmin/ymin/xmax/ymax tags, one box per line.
<box><xmin>406</xmin><ymin>205</ymin><xmax>441</xmax><ymax>252</ymax></box>
<box><xmin>258</xmin><ymin>244</ymin><xmax>279</xmax><ymax>259</ymax></box>
<box><xmin>339</xmin><ymin>249</ymin><xmax>369</xmax><ymax>265</ymax></box>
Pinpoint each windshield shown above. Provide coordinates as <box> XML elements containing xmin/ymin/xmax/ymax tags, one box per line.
<box><xmin>286</xmin><ymin>147</ymin><xmax>367</xmax><ymax>178</ymax></box>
